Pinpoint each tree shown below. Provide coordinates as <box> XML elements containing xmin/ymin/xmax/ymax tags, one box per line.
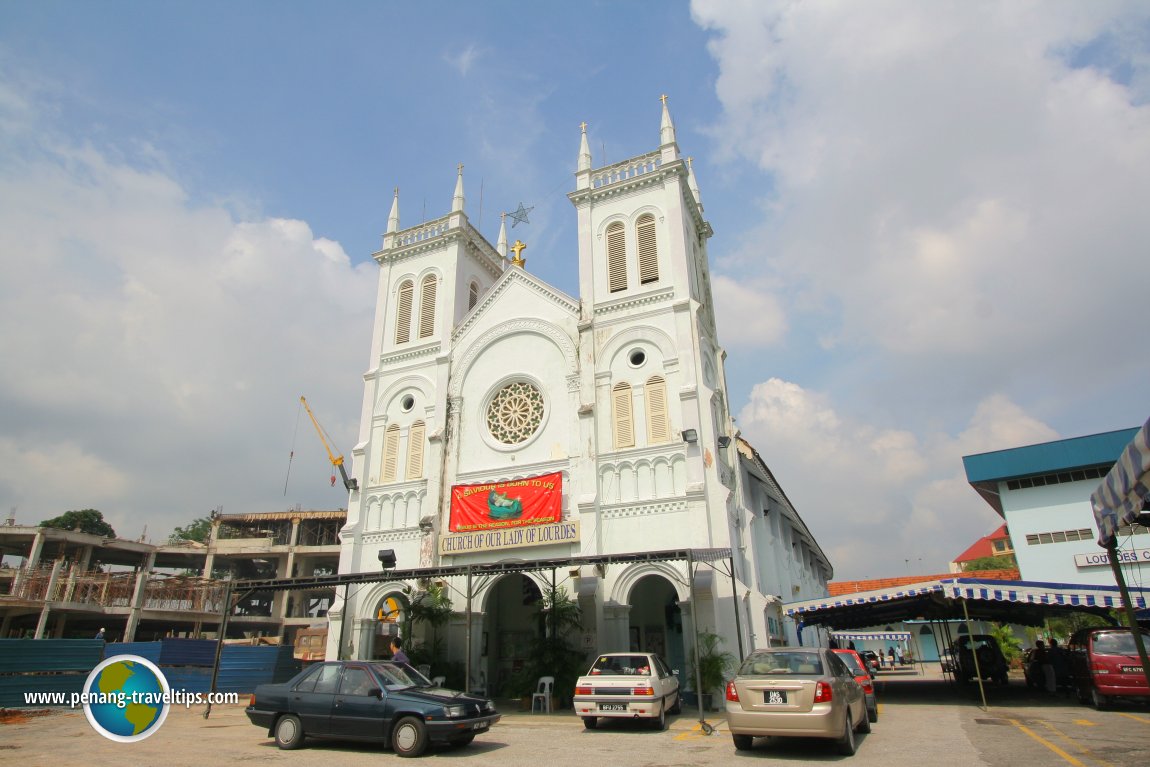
<box><xmin>169</xmin><ymin>516</ymin><xmax>213</xmax><ymax>544</ymax></box>
<box><xmin>962</xmin><ymin>554</ymin><xmax>1017</xmax><ymax>571</ymax></box>
<box><xmin>39</xmin><ymin>509</ymin><xmax>116</xmax><ymax>538</ymax></box>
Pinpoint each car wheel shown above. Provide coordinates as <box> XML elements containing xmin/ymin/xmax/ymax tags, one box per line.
<box><xmin>451</xmin><ymin>734</ymin><xmax>475</xmax><ymax>748</ymax></box>
<box><xmin>669</xmin><ymin>692</ymin><xmax>682</xmax><ymax>714</ymax></box>
<box><xmin>858</xmin><ymin>703</ymin><xmax>872</xmax><ymax>734</ymax></box>
<box><xmin>652</xmin><ymin>702</ymin><xmax>666</xmax><ymax>731</ymax></box>
<box><xmin>1091</xmin><ymin>687</ymin><xmax>1110</xmax><ymax>711</ymax></box>
<box><xmin>274</xmin><ymin>714</ymin><xmax>305</xmax><ymax>750</ymax></box>
<box><xmin>392</xmin><ymin>716</ymin><xmax>429</xmax><ymax>758</ymax></box>
<box><xmin>583</xmin><ymin>716</ymin><xmax>597</xmax><ymax>729</ymax></box>
<box><xmin>867</xmin><ymin>699</ymin><xmax>878</xmax><ymax>723</ymax></box>
<box><xmin>732</xmin><ymin>734</ymin><xmax>754</xmax><ymax>751</ymax></box>
<box><xmin>836</xmin><ymin>711</ymin><xmax>857</xmax><ymax>756</ymax></box>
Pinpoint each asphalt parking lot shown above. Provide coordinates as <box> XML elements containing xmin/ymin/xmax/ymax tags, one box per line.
<box><xmin>4</xmin><ymin>665</ymin><xmax>1150</xmax><ymax>767</ymax></box>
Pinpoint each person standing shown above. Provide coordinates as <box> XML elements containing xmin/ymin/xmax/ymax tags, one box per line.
<box><xmin>390</xmin><ymin>636</ymin><xmax>410</xmax><ymax>664</ymax></box>
<box><xmin>95</xmin><ymin>627</ymin><xmax>105</xmax><ymax>641</ymax></box>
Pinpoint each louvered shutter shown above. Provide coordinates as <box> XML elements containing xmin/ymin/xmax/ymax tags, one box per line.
<box><xmin>637</xmin><ymin>214</ymin><xmax>658</xmax><ymax>284</ymax></box>
<box><xmin>406</xmin><ymin>421</ymin><xmax>426</xmax><ymax>480</ymax></box>
<box><xmin>381</xmin><ymin>425</ymin><xmax>400</xmax><ymax>483</ymax></box>
<box><xmin>612</xmin><ymin>382</ymin><xmax>634</xmax><ymax>449</ymax></box>
<box><xmin>395</xmin><ymin>281</ymin><xmax>413</xmax><ymax>344</ymax></box>
<box><xmin>418</xmin><ymin>276</ymin><xmax>437</xmax><ymax>338</ymax></box>
<box><xmin>469</xmin><ymin>281</ymin><xmax>479</xmax><ymax>309</ymax></box>
<box><xmin>607</xmin><ymin>222</ymin><xmax>627</xmax><ymax>293</ymax></box>
<box><xmin>646</xmin><ymin>375</ymin><xmax>669</xmax><ymax>443</ymax></box>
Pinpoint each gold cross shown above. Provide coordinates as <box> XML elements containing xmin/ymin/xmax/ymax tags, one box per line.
<box><xmin>660</xmin><ymin>94</ymin><xmax>668</xmax><ymax>106</ymax></box>
<box><xmin>580</xmin><ymin>121</ymin><xmax>587</xmax><ymax>133</ymax></box>
<box><xmin>510</xmin><ymin>240</ymin><xmax>526</xmax><ymax>259</ymax></box>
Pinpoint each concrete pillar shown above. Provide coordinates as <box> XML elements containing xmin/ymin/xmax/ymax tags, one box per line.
<box><xmin>123</xmin><ymin>551</ymin><xmax>156</xmax><ymax>642</ymax></box>
<box><xmin>0</xmin><ymin>612</ymin><xmax>12</xmax><ymax>638</ymax></box>
<box><xmin>12</xmin><ymin>529</ymin><xmax>47</xmax><ymax>594</ymax></box>
<box><xmin>602</xmin><ymin>602</ymin><xmax>632</xmax><ymax>654</ymax></box>
<box><xmin>33</xmin><ymin>559</ymin><xmax>64</xmax><ymax>638</ymax></box>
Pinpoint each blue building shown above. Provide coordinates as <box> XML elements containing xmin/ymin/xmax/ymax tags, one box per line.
<box><xmin>963</xmin><ymin>428</ymin><xmax>1142</xmax><ymax>586</ymax></box>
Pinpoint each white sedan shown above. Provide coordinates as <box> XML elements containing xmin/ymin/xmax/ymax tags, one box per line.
<box><xmin>573</xmin><ymin>652</ymin><xmax>681</xmax><ymax>730</ymax></box>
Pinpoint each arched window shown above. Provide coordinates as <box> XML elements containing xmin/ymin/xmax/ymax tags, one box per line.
<box><xmin>637</xmin><ymin>213</ymin><xmax>658</xmax><ymax>284</ymax></box>
<box><xmin>381</xmin><ymin>424</ymin><xmax>400</xmax><ymax>483</ymax></box>
<box><xmin>418</xmin><ymin>275</ymin><xmax>437</xmax><ymax>339</ymax></box>
<box><xmin>394</xmin><ymin>280</ymin><xmax>414</xmax><ymax>344</ymax></box>
<box><xmin>612</xmin><ymin>382</ymin><xmax>634</xmax><ymax>449</ymax></box>
<box><xmin>645</xmin><ymin>375</ymin><xmax>670</xmax><ymax>444</ymax></box>
<box><xmin>468</xmin><ymin>281</ymin><xmax>479</xmax><ymax>310</ymax></box>
<box><xmin>606</xmin><ymin>221</ymin><xmax>627</xmax><ymax>293</ymax></box>
<box><xmin>406</xmin><ymin>421</ymin><xmax>426</xmax><ymax>480</ymax></box>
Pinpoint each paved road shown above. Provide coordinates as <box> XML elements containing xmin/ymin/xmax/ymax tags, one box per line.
<box><xmin>3</xmin><ymin>666</ymin><xmax>1149</xmax><ymax>766</ymax></box>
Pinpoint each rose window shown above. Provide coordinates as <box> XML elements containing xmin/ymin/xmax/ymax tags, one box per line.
<box><xmin>486</xmin><ymin>382</ymin><xmax>544</xmax><ymax>445</ymax></box>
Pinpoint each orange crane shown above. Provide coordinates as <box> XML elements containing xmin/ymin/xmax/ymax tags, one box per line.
<box><xmin>299</xmin><ymin>395</ymin><xmax>359</xmax><ymax>492</ymax></box>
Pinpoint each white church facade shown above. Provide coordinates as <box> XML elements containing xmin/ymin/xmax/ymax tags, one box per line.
<box><xmin>328</xmin><ymin>100</ymin><xmax>832</xmax><ymax>694</ymax></box>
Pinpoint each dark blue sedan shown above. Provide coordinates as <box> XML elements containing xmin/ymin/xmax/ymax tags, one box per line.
<box><xmin>246</xmin><ymin>660</ymin><xmax>500</xmax><ymax>756</ymax></box>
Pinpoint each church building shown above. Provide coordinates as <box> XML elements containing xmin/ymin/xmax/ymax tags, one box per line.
<box><xmin>328</xmin><ymin>100</ymin><xmax>832</xmax><ymax>694</ymax></box>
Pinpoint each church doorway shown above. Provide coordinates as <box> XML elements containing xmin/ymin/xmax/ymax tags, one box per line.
<box><xmin>482</xmin><ymin>573</ymin><xmax>543</xmax><ymax>698</ymax></box>
<box><xmin>627</xmin><ymin>574</ymin><xmax>685</xmax><ymax>677</ymax></box>
<box><xmin>370</xmin><ymin>592</ymin><xmax>406</xmax><ymax>659</ymax></box>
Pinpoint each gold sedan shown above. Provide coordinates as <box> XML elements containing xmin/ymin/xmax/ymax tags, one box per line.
<box><xmin>724</xmin><ymin>647</ymin><xmax>869</xmax><ymax>756</ymax></box>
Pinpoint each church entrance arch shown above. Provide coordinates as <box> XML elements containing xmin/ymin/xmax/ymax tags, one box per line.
<box><xmin>370</xmin><ymin>592</ymin><xmax>407</xmax><ymax>659</ymax></box>
<box><xmin>482</xmin><ymin>573</ymin><xmax>543</xmax><ymax>698</ymax></box>
<box><xmin>627</xmin><ymin>574</ymin><xmax>685</xmax><ymax>676</ymax></box>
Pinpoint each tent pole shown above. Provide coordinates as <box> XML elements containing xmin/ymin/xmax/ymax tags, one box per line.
<box><xmin>465</xmin><ymin>566</ymin><xmax>473</xmax><ymax>695</ymax></box>
<box><xmin>1104</xmin><ymin>539</ymin><xmax>1150</xmax><ymax>692</ymax></box>
<box><xmin>961</xmin><ymin>597</ymin><xmax>989</xmax><ymax>711</ymax></box>
<box><xmin>729</xmin><ymin>555</ymin><xmax>744</xmax><ymax>662</ymax></box>
<box><xmin>687</xmin><ymin>550</ymin><xmax>711</xmax><ymax>734</ymax></box>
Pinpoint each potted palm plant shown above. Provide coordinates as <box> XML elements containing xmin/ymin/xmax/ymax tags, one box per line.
<box><xmin>687</xmin><ymin>631</ymin><xmax>735</xmax><ymax>711</ymax></box>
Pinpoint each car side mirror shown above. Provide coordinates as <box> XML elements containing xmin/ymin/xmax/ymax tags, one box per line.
<box><xmin>368</xmin><ymin>687</ymin><xmax>382</xmax><ymax>699</ymax></box>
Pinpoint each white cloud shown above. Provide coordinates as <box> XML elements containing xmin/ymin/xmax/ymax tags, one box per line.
<box><xmin>445</xmin><ymin>43</ymin><xmax>483</xmax><ymax>76</ymax></box>
<box><xmin>0</xmin><ymin>76</ymin><xmax>376</xmax><ymax>539</ymax></box>
<box><xmin>737</xmin><ymin>379</ymin><xmax>1057</xmax><ymax>579</ymax></box>
<box><xmin>712</xmin><ymin>275</ymin><xmax>787</xmax><ymax>348</ymax></box>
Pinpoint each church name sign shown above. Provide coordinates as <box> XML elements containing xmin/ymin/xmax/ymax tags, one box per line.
<box><xmin>439</xmin><ymin>520</ymin><xmax>580</xmax><ymax>555</ymax></box>
<box><xmin>1074</xmin><ymin>547</ymin><xmax>1150</xmax><ymax>568</ymax></box>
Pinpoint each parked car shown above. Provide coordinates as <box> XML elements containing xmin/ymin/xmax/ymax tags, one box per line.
<box><xmin>857</xmin><ymin>650</ymin><xmax>881</xmax><ymax>675</ymax></box>
<box><xmin>832</xmin><ymin>648</ymin><xmax>878</xmax><ymax>723</ymax></box>
<box><xmin>724</xmin><ymin>647</ymin><xmax>869</xmax><ymax>756</ymax></box>
<box><xmin>953</xmin><ymin>635</ymin><xmax>1009</xmax><ymax>685</ymax></box>
<box><xmin>1067</xmin><ymin>627</ymin><xmax>1150</xmax><ymax>709</ymax></box>
<box><xmin>245</xmin><ymin>660</ymin><xmax>500</xmax><ymax>756</ymax></box>
<box><xmin>573</xmin><ymin>652</ymin><xmax>681</xmax><ymax>730</ymax></box>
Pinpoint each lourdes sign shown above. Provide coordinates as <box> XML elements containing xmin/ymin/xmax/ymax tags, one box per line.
<box><xmin>440</xmin><ymin>471</ymin><xmax>578</xmax><ymax>554</ymax></box>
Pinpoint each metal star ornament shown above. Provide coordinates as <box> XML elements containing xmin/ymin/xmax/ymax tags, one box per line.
<box><xmin>508</xmin><ymin>202</ymin><xmax>533</xmax><ymax>227</ymax></box>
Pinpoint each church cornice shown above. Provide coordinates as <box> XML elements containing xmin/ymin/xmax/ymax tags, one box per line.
<box><xmin>592</xmin><ymin>286</ymin><xmax>675</xmax><ymax>318</ymax></box>
<box><xmin>600</xmin><ymin>499</ymin><xmax>689</xmax><ymax>520</ymax></box>
<box><xmin>375</xmin><ymin>340</ymin><xmax>443</xmax><ymax>370</ymax></box>
<box><xmin>375</xmin><ymin>216</ymin><xmax>503</xmax><ymax>277</ymax></box>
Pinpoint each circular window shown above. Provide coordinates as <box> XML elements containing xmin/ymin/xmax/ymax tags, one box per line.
<box><xmin>628</xmin><ymin>349</ymin><xmax>647</xmax><ymax>367</ymax></box>
<box><xmin>400</xmin><ymin>395</ymin><xmax>415</xmax><ymax>413</ymax></box>
<box><xmin>486</xmin><ymin>381</ymin><xmax>545</xmax><ymax>445</ymax></box>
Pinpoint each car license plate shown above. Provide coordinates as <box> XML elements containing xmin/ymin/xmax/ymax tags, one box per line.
<box><xmin>471</xmin><ymin>722</ymin><xmax>488</xmax><ymax>731</ymax></box>
<box><xmin>1121</xmin><ymin>665</ymin><xmax>1143</xmax><ymax>673</ymax></box>
<box><xmin>765</xmin><ymin>690</ymin><xmax>787</xmax><ymax>704</ymax></box>
<box><xmin>599</xmin><ymin>703</ymin><xmax>628</xmax><ymax>711</ymax></box>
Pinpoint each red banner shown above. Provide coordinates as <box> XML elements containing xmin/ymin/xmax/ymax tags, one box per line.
<box><xmin>449</xmin><ymin>472</ymin><xmax>563</xmax><ymax>532</ymax></box>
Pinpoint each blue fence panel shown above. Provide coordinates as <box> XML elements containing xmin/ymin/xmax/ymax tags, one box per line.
<box><xmin>159</xmin><ymin>667</ymin><xmax>212</xmax><ymax>694</ymax></box>
<box><xmin>215</xmin><ymin>646</ymin><xmax>300</xmax><ymax>693</ymax></box>
<box><xmin>158</xmin><ymin>638</ymin><xmax>218</xmax><ymax>666</ymax></box>
<box><xmin>0</xmin><ymin>673</ymin><xmax>88</xmax><ymax>708</ymax></box>
<box><xmin>0</xmin><ymin>639</ymin><xmax>104</xmax><ymax>673</ymax></box>
<box><xmin>102</xmin><ymin>641</ymin><xmax>163</xmax><ymax>664</ymax></box>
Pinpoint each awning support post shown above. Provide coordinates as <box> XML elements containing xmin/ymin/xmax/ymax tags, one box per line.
<box><xmin>1104</xmin><ymin>538</ymin><xmax>1150</xmax><ymax>693</ymax></box>
<box><xmin>961</xmin><ymin>597</ymin><xmax>989</xmax><ymax>711</ymax></box>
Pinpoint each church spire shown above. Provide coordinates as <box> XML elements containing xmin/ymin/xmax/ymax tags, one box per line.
<box><xmin>578</xmin><ymin>121</ymin><xmax>591</xmax><ymax>172</ymax></box>
<box><xmin>659</xmin><ymin>94</ymin><xmax>680</xmax><ymax>162</ymax></box>
<box><xmin>386</xmin><ymin>187</ymin><xmax>400</xmax><ymax>234</ymax></box>
<box><xmin>497</xmin><ymin>211</ymin><xmax>508</xmax><ymax>258</ymax></box>
<box><xmin>452</xmin><ymin>163</ymin><xmax>465</xmax><ymax>213</ymax></box>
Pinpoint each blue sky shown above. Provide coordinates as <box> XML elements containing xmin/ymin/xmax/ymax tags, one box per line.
<box><xmin>1</xmin><ymin>1</ymin><xmax>1148</xmax><ymax>581</ymax></box>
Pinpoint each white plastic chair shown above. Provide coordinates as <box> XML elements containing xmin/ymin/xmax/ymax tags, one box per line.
<box><xmin>432</xmin><ymin>675</ymin><xmax>446</xmax><ymax>687</ymax></box>
<box><xmin>531</xmin><ymin>676</ymin><xmax>555</xmax><ymax>713</ymax></box>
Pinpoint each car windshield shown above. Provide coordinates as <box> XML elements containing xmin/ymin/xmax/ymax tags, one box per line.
<box><xmin>1093</xmin><ymin>631</ymin><xmax>1150</xmax><ymax>655</ymax></box>
<box><xmin>739</xmin><ymin>652</ymin><xmax>824</xmax><ymax>676</ymax></box>
<box><xmin>588</xmin><ymin>655</ymin><xmax>651</xmax><ymax>675</ymax></box>
<box><xmin>370</xmin><ymin>662</ymin><xmax>433</xmax><ymax>690</ymax></box>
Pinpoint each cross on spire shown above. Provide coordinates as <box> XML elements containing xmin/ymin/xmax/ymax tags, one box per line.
<box><xmin>660</xmin><ymin>94</ymin><xmax>668</xmax><ymax>106</ymax></box>
<box><xmin>580</xmin><ymin>121</ymin><xmax>587</xmax><ymax>133</ymax></box>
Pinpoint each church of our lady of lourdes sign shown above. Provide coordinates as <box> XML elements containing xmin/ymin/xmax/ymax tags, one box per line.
<box><xmin>438</xmin><ymin>471</ymin><xmax>580</xmax><ymax>554</ymax></box>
